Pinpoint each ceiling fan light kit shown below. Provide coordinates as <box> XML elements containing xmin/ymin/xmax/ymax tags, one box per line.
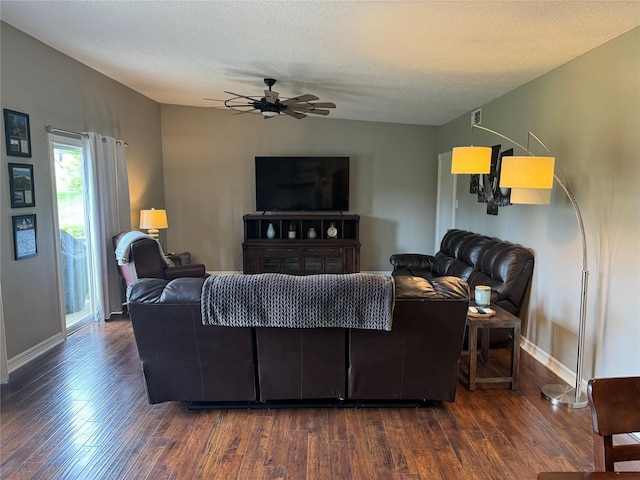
<box><xmin>221</xmin><ymin>78</ymin><xmax>336</xmax><ymax>119</ymax></box>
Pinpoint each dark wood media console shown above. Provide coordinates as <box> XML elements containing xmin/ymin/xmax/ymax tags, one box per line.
<box><xmin>242</xmin><ymin>214</ymin><xmax>360</xmax><ymax>274</ymax></box>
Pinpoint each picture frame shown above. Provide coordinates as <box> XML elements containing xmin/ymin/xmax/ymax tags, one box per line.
<box><xmin>8</xmin><ymin>163</ymin><xmax>35</xmax><ymax>208</ymax></box>
<box><xmin>12</xmin><ymin>214</ymin><xmax>38</xmax><ymax>260</ymax></box>
<box><xmin>3</xmin><ymin>109</ymin><xmax>32</xmax><ymax>157</ymax></box>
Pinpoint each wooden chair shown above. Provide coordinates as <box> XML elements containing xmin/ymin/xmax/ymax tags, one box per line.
<box><xmin>587</xmin><ymin>376</ymin><xmax>640</xmax><ymax>471</ymax></box>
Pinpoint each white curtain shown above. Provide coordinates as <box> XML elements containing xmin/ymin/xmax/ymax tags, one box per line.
<box><xmin>83</xmin><ymin>133</ymin><xmax>131</xmax><ymax>320</ymax></box>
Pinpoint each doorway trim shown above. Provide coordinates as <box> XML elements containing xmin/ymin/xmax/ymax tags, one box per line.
<box><xmin>435</xmin><ymin>151</ymin><xmax>457</xmax><ymax>252</ymax></box>
<box><xmin>48</xmin><ymin>133</ymin><xmax>91</xmax><ymax>338</ymax></box>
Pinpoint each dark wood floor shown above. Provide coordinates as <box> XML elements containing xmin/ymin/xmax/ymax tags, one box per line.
<box><xmin>1</xmin><ymin>318</ymin><xmax>638</xmax><ymax>480</ymax></box>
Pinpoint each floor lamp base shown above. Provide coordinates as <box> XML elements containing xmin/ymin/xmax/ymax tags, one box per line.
<box><xmin>541</xmin><ymin>384</ymin><xmax>588</xmax><ymax>408</ymax></box>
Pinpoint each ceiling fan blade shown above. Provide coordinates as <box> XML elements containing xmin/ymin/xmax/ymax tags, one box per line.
<box><xmin>264</xmin><ymin>90</ymin><xmax>279</xmax><ymax>104</ymax></box>
<box><xmin>305</xmin><ymin>109</ymin><xmax>331</xmax><ymax>116</ymax></box>
<box><xmin>287</xmin><ymin>106</ymin><xmax>314</xmax><ymax>113</ymax></box>
<box><xmin>280</xmin><ymin>94</ymin><xmax>319</xmax><ymax>105</ymax></box>
<box><xmin>282</xmin><ymin>101</ymin><xmax>334</xmax><ymax>112</ymax></box>
<box><xmin>224</xmin><ymin>91</ymin><xmax>258</xmax><ymax>102</ymax></box>
<box><xmin>203</xmin><ymin>97</ymin><xmax>226</xmax><ymax>102</ymax></box>
<box><xmin>226</xmin><ymin>102</ymin><xmax>256</xmax><ymax>108</ymax></box>
<box><xmin>308</xmin><ymin>102</ymin><xmax>336</xmax><ymax>109</ymax></box>
<box><xmin>289</xmin><ymin>102</ymin><xmax>336</xmax><ymax>110</ymax></box>
<box><xmin>282</xmin><ymin>109</ymin><xmax>307</xmax><ymax>119</ymax></box>
<box><xmin>289</xmin><ymin>104</ymin><xmax>333</xmax><ymax>113</ymax></box>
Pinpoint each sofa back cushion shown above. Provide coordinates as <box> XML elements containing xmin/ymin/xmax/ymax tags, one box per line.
<box><xmin>431</xmin><ymin>229</ymin><xmax>534</xmax><ymax>315</ymax></box>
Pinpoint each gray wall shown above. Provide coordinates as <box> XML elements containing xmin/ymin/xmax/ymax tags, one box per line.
<box><xmin>160</xmin><ymin>105</ymin><xmax>437</xmax><ymax>272</ymax></box>
<box><xmin>438</xmin><ymin>27</ymin><xmax>640</xmax><ymax>379</ymax></box>
<box><xmin>2</xmin><ymin>18</ymin><xmax>637</xmax><ymax>383</ymax></box>
<box><xmin>0</xmin><ymin>23</ymin><xmax>163</xmax><ymax>364</ymax></box>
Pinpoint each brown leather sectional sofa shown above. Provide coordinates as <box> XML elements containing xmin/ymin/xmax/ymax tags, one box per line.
<box><xmin>126</xmin><ymin>274</ymin><xmax>470</xmax><ymax>407</ymax></box>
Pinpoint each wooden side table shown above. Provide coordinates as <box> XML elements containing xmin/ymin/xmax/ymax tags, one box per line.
<box><xmin>461</xmin><ymin>304</ymin><xmax>521</xmax><ymax>391</ymax></box>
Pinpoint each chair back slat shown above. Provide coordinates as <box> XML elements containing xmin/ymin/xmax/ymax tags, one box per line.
<box><xmin>587</xmin><ymin>376</ymin><xmax>640</xmax><ymax>471</ymax></box>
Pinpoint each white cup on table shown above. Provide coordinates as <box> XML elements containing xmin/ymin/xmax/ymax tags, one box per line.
<box><xmin>474</xmin><ymin>285</ymin><xmax>491</xmax><ymax>307</ymax></box>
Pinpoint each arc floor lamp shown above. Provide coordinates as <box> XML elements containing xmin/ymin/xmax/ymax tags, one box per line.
<box><xmin>451</xmin><ymin>124</ymin><xmax>589</xmax><ymax>408</ymax></box>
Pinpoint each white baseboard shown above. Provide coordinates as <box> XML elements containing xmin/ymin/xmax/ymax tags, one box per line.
<box><xmin>8</xmin><ymin>333</ymin><xmax>64</xmax><ymax>375</ymax></box>
<box><xmin>520</xmin><ymin>336</ymin><xmax>588</xmax><ymax>391</ymax></box>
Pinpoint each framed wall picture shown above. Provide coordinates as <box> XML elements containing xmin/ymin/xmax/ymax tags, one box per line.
<box><xmin>12</xmin><ymin>214</ymin><xmax>38</xmax><ymax>260</ymax></box>
<box><xmin>8</xmin><ymin>163</ymin><xmax>35</xmax><ymax>208</ymax></box>
<box><xmin>3</xmin><ymin>109</ymin><xmax>32</xmax><ymax>157</ymax></box>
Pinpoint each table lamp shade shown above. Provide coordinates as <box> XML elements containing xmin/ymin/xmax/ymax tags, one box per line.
<box><xmin>499</xmin><ymin>156</ymin><xmax>555</xmax><ymax>189</ymax></box>
<box><xmin>139</xmin><ymin>209</ymin><xmax>168</xmax><ymax>239</ymax></box>
<box><xmin>509</xmin><ymin>188</ymin><xmax>552</xmax><ymax>205</ymax></box>
<box><xmin>451</xmin><ymin>146</ymin><xmax>492</xmax><ymax>174</ymax></box>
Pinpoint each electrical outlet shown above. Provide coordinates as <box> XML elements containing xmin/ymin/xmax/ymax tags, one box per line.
<box><xmin>471</xmin><ymin>108</ymin><xmax>482</xmax><ymax>126</ymax></box>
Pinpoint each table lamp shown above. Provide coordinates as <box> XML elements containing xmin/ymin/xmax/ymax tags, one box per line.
<box><xmin>139</xmin><ymin>208</ymin><xmax>168</xmax><ymax>240</ymax></box>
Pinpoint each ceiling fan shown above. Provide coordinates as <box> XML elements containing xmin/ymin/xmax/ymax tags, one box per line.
<box><xmin>220</xmin><ymin>78</ymin><xmax>336</xmax><ymax>119</ymax></box>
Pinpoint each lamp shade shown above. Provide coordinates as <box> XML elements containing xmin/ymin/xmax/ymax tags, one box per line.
<box><xmin>499</xmin><ymin>156</ymin><xmax>555</xmax><ymax>189</ymax></box>
<box><xmin>451</xmin><ymin>146</ymin><xmax>492</xmax><ymax>174</ymax></box>
<box><xmin>139</xmin><ymin>208</ymin><xmax>168</xmax><ymax>230</ymax></box>
<box><xmin>510</xmin><ymin>188</ymin><xmax>552</xmax><ymax>205</ymax></box>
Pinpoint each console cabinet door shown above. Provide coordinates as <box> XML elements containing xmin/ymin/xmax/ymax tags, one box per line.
<box><xmin>303</xmin><ymin>247</ymin><xmax>344</xmax><ymax>274</ymax></box>
<box><xmin>260</xmin><ymin>248</ymin><xmax>301</xmax><ymax>274</ymax></box>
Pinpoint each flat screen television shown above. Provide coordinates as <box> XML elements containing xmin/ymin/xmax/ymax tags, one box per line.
<box><xmin>255</xmin><ymin>156</ymin><xmax>349</xmax><ymax>212</ymax></box>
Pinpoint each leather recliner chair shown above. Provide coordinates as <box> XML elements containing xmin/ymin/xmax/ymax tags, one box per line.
<box><xmin>112</xmin><ymin>231</ymin><xmax>207</xmax><ymax>289</ymax></box>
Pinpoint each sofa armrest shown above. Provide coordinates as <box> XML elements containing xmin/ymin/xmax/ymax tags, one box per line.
<box><xmin>165</xmin><ymin>253</ymin><xmax>182</xmax><ymax>265</ymax></box>
<box><xmin>127</xmin><ymin>277</ymin><xmax>205</xmax><ymax>304</ymax></box>
<box><xmin>164</xmin><ymin>263</ymin><xmax>207</xmax><ymax>280</ymax></box>
<box><xmin>166</xmin><ymin>251</ymin><xmax>192</xmax><ymax>266</ymax></box>
<box><xmin>389</xmin><ymin>253</ymin><xmax>434</xmax><ymax>270</ymax></box>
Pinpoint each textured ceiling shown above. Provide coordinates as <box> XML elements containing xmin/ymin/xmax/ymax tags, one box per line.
<box><xmin>1</xmin><ymin>1</ymin><xmax>639</xmax><ymax>125</ymax></box>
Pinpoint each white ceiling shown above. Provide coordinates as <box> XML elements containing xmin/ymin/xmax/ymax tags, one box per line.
<box><xmin>1</xmin><ymin>1</ymin><xmax>639</xmax><ymax>125</ymax></box>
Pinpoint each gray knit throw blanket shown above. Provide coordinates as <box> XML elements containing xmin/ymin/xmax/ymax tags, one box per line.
<box><xmin>201</xmin><ymin>273</ymin><xmax>394</xmax><ymax>331</ymax></box>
